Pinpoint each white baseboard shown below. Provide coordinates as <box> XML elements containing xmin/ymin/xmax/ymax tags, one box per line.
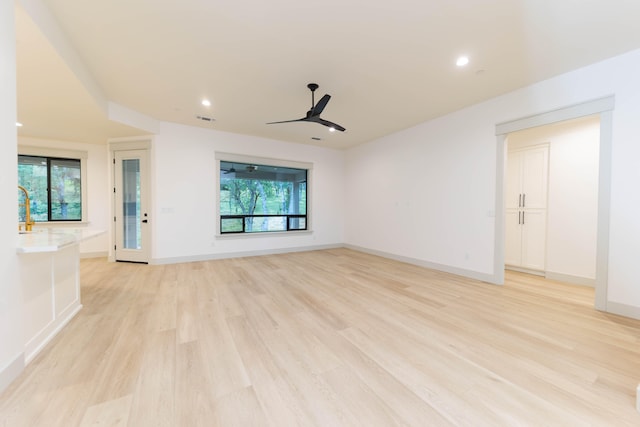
<box><xmin>344</xmin><ymin>244</ymin><xmax>499</xmax><ymax>284</ymax></box>
<box><xmin>606</xmin><ymin>301</ymin><xmax>640</xmax><ymax>321</ymax></box>
<box><xmin>505</xmin><ymin>267</ymin><xmax>596</xmax><ymax>288</ymax></box>
<box><xmin>505</xmin><ymin>265</ymin><xmax>545</xmax><ymax>276</ymax></box>
<box><xmin>80</xmin><ymin>251</ymin><xmax>108</xmax><ymax>259</ymax></box>
<box><xmin>545</xmin><ymin>271</ymin><xmax>596</xmax><ymax>287</ymax></box>
<box><xmin>0</xmin><ymin>352</ymin><xmax>24</xmax><ymax>394</ymax></box>
<box><xmin>151</xmin><ymin>244</ymin><xmax>343</xmax><ymax>265</ymax></box>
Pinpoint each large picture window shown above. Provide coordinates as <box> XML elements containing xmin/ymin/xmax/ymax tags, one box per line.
<box><xmin>220</xmin><ymin>160</ymin><xmax>307</xmax><ymax>234</ymax></box>
<box><xmin>18</xmin><ymin>155</ymin><xmax>82</xmax><ymax>222</ymax></box>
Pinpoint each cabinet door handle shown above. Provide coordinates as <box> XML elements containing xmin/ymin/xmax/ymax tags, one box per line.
<box><xmin>518</xmin><ymin>194</ymin><xmax>522</xmax><ymax>207</ymax></box>
<box><xmin>522</xmin><ymin>194</ymin><xmax>526</xmax><ymax>207</ymax></box>
<box><xmin>522</xmin><ymin>211</ymin><xmax>525</xmax><ymax>225</ymax></box>
<box><xmin>518</xmin><ymin>211</ymin><xmax>521</xmax><ymax>224</ymax></box>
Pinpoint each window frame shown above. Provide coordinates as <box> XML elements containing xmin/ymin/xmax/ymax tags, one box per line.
<box><xmin>18</xmin><ymin>146</ymin><xmax>88</xmax><ymax>223</ymax></box>
<box><xmin>216</xmin><ymin>153</ymin><xmax>312</xmax><ymax>237</ymax></box>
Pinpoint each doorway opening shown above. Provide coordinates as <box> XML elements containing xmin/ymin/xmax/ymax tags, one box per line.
<box><xmin>494</xmin><ymin>96</ymin><xmax>614</xmax><ymax>311</ymax></box>
<box><xmin>505</xmin><ymin>116</ymin><xmax>600</xmax><ymax>287</ymax></box>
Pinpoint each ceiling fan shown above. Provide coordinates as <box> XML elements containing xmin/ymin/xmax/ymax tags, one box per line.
<box><xmin>222</xmin><ymin>163</ymin><xmax>257</xmax><ymax>174</ymax></box>
<box><xmin>267</xmin><ymin>83</ymin><xmax>346</xmax><ymax>132</ymax></box>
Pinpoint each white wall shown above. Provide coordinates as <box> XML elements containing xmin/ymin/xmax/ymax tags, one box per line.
<box><xmin>345</xmin><ymin>103</ymin><xmax>499</xmax><ymax>280</ymax></box>
<box><xmin>18</xmin><ymin>137</ymin><xmax>111</xmax><ymax>256</ymax></box>
<box><xmin>345</xmin><ymin>48</ymin><xmax>640</xmax><ymax>318</ymax></box>
<box><xmin>151</xmin><ymin>122</ymin><xmax>344</xmax><ymax>263</ymax></box>
<box><xmin>507</xmin><ymin>117</ymin><xmax>600</xmax><ymax>283</ymax></box>
<box><xmin>0</xmin><ymin>2</ymin><xmax>24</xmax><ymax>392</ymax></box>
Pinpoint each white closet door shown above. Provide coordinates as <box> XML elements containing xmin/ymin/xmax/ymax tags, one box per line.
<box><xmin>505</xmin><ymin>144</ymin><xmax>549</xmax><ymax>271</ymax></box>
<box><xmin>521</xmin><ymin>146</ymin><xmax>549</xmax><ymax>209</ymax></box>
<box><xmin>505</xmin><ymin>210</ymin><xmax>522</xmax><ymax>266</ymax></box>
<box><xmin>521</xmin><ymin>209</ymin><xmax>547</xmax><ymax>270</ymax></box>
<box><xmin>506</xmin><ymin>151</ymin><xmax>522</xmax><ymax>210</ymax></box>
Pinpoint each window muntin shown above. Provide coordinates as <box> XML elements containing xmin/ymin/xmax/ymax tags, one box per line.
<box><xmin>220</xmin><ymin>161</ymin><xmax>307</xmax><ymax>234</ymax></box>
<box><xmin>18</xmin><ymin>155</ymin><xmax>82</xmax><ymax>222</ymax></box>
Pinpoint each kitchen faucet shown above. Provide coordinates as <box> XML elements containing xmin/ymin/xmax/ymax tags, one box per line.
<box><xmin>18</xmin><ymin>185</ymin><xmax>35</xmax><ymax>231</ymax></box>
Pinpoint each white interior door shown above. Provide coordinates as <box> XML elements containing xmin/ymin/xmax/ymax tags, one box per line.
<box><xmin>504</xmin><ymin>210</ymin><xmax>522</xmax><ymax>266</ymax></box>
<box><xmin>505</xmin><ymin>151</ymin><xmax>522</xmax><ymax>210</ymax></box>
<box><xmin>505</xmin><ymin>144</ymin><xmax>549</xmax><ymax>272</ymax></box>
<box><xmin>521</xmin><ymin>209</ymin><xmax>547</xmax><ymax>270</ymax></box>
<box><xmin>114</xmin><ymin>149</ymin><xmax>150</xmax><ymax>263</ymax></box>
<box><xmin>521</xmin><ymin>146</ymin><xmax>549</xmax><ymax>209</ymax></box>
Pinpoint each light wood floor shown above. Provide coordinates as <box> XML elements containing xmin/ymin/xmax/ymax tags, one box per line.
<box><xmin>1</xmin><ymin>249</ymin><xmax>639</xmax><ymax>426</ymax></box>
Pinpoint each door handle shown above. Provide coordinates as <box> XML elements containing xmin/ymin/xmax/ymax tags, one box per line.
<box><xmin>142</xmin><ymin>219</ymin><xmax>148</xmax><ymax>223</ymax></box>
<box><xmin>522</xmin><ymin>211</ymin><xmax>525</xmax><ymax>225</ymax></box>
<box><xmin>518</xmin><ymin>194</ymin><xmax>522</xmax><ymax>207</ymax></box>
<box><xmin>522</xmin><ymin>194</ymin><xmax>526</xmax><ymax>207</ymax></box>
<box><xmin>518</xmin><ymin>211</ymin><xmax>521</xmax><ymax>225</ymax></box>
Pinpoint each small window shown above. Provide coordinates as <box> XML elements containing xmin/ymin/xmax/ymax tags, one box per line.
<box><xmin>18</xmin><ymin>155</ymin><xmax>83</xmax><ymax>222</ymax></box>
<box><xmin>220</xmin><ymin>161</ymin><xmax>307</xmax><ymax>234</ymax></box>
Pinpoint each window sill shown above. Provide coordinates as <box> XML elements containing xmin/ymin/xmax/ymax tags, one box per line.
<box><xmin>216</xmin><ymin>230</ymin><xmax>313</xmax><ymax>239</ymax></box>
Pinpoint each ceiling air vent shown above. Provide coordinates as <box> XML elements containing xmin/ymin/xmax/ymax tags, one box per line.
<box><xmin>196</xmin><ymin>115</ymin><xmax>215</xmax><ymax>123</ymax></box>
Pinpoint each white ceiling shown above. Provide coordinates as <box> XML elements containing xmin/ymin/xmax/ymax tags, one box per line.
<box><xmin>15</xmin><ymin>0</ymin><xmax>640</xmax><ymax>149</ymax></box>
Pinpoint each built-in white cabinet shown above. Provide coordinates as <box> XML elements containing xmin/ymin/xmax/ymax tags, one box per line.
<box><xmin>17</xmin><ymin>228</ymin><xmax>105</xmax><ymax>364</ymax></box>
<box><xmin>505</xmin><ymin>145</ymin><xmax>549</xmax><ymax>271</ymax></box>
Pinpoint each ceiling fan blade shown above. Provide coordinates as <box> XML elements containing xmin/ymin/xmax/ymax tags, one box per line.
<box><xmin>310</xmin><ymin>94</ymin><xmax>331</xmax><ymax>117</ymax></box>
<box><xmin>317</xmin><ymin>118</ymin><xmax>346</xmax><ymax>132</ymax></box>
<box><xmin>266</xmin><ymin>118</ymin><xmax>306</xmax><ymax>125</ymax></box>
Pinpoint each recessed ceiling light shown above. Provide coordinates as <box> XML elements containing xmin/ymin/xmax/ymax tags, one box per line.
<box><xmin>16</xmin><ymin>122</ymin><xmax>23</xmax><ymax>127</ymax></box>
<box><xmin>201</xmin><ymin>99</ymin><xmax>211</xmax><ymax>107</ymax></box>
<box><xmin>456</xmin><ymin>56</ymin><xmax>469</xmax><ymax>67</ymax></box>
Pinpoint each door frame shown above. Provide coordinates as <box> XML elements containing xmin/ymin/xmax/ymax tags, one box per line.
<box><xmin>493</xmin><ymin>95</ymin><xmax>614</xmax><ymax>312</ymax></box>
<box><xmin>108</xmin><ymin>138</ymin><xmax>153</xmax><ymax>263</ymax></box>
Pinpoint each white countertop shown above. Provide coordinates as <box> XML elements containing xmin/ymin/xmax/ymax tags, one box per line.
<box><xmin>17</xmin><ymin>228</ymin><xmax>106</xmax><ymax>254</ymax></box>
